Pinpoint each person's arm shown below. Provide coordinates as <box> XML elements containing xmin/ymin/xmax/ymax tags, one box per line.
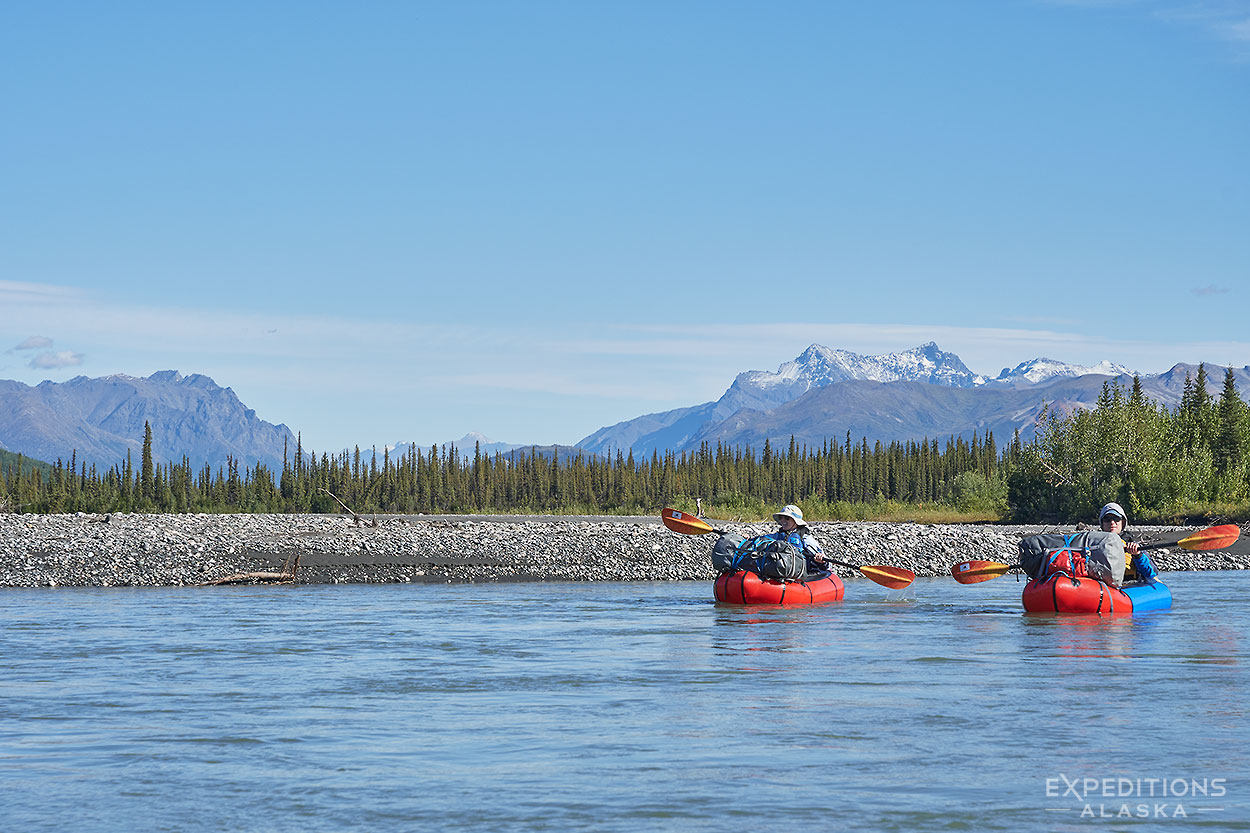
<box><xmin>1120</xmin><ymin>531</ymin><xmax>1140</xmax><ymax>555</ymax></box>
<box><xmin>801</xmin><ymin>533</ymin><xmax>827</xmax><ymax>564</ymax></box>
<box><xmin>1133</xmin><ymin>551</ymin><xmax>1160</xmax><ymax>581</ymax></box>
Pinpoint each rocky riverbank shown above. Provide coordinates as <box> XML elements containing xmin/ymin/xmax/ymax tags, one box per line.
<box><xmin>0</xmin><ymin>513</ymin><xmax>1245</xmax><ymax>588</ymax></box>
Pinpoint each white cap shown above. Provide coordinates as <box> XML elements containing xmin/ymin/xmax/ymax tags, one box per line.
<box><xmin>773</xmin><ymin>504</ymin><xmax>808</xmax><ymax>528</ymax></box>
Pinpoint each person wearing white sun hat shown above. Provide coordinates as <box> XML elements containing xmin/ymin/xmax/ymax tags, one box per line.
<box><xmin>771</xmin><ymin>504</ymin><xmax>830</xmax><ymax>576</ymax></box>
<box><xmin>1098</xmin><ymin>502</ymin><xmax>1159</xmax><ymax>582</ymax></box>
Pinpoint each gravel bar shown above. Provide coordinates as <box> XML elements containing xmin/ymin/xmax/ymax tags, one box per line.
<box><xmin>1</xmin><ymin>513</ymin><xmax>1246</xmax><ymax>588</ymax></box>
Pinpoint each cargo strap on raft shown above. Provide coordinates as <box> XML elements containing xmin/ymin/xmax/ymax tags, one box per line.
<box><xmin>1041</xmin><ymin>534</ymin><xmax>1090</xmax><ymax>583</ymax></box>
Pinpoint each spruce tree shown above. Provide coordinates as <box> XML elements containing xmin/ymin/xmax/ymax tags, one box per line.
<box><xmin>140</xmin><ymin>421</ymin><xmax>155</xmax><ymax>505</ymax></box>
<box><xmin>1213</xmin><ymin>367</ymin><xmax>1249</xmax><ymax>496</ymax></box>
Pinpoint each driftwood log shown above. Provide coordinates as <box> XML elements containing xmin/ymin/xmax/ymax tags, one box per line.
<box><xmin>198</xmin><ymin>551</ymin><xmax>302</xmax><ymax>586</ymax></box>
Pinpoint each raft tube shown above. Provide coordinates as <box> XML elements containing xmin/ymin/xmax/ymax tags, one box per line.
<box><xmin>714</xmin><ymin>570</ymin><xmax>845</xmax><ymax>605</ymax></box>
<box><xmin>1021</xmin><ymin>575</ymin><xmax>1172</xmax><ymax>616</ymax></box>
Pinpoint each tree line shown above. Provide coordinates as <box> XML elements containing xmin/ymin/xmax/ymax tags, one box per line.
<box><xmin>4</xmin><ymin>363</ymin><xmax>1248</xmax><ymax>522</ymax></box>
<box><xmin>2</xmin><ymin>419</ymin><xmax>1010</xmax><ymax>517</ymax></box>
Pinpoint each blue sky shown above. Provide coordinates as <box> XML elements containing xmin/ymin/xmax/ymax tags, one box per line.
<box><xmin>2</xmin><ymin>1</ymin><xmax>1248</xmax><ymax>452</ymax></box>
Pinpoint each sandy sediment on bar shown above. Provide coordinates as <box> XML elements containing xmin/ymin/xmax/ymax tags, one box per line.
<box><xmin>0</xmin><ymin>513</ymin><xmax>1244</xmax><ymax>588</ymax></box>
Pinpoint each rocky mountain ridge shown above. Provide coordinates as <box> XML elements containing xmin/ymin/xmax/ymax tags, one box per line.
<box><xmin>0</xmin><ymin>371</ymin><xmax>295</xmax><ymax>472</ymax></box>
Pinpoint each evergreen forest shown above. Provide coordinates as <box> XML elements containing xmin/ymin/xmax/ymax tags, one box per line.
<box><xmin>3</xmin><ymin>365</ymin><xmax>1249</xmax><ymax>523</ymax></box>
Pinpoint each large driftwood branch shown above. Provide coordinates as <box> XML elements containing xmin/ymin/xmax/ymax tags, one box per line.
<box><xmin>321</xmin><ymin>488</ymin><xmax>378</xmax><ymax>527</ymax></box>
<box><xmin>1039</xmin><ymin>458</ymin><xmax>1072</xmax><ymax>486</ymax></box>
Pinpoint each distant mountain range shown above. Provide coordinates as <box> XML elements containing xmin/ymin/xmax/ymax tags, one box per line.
<box><xmin>0</xmin><ymin>371</ymin><xmax>295</xmax><ymax>472</ymax></box>
<box><xmin>1</xmin><ymin>346</ymin><xmax>1244</xmax><ymax>471</ymax></box>
<box><xmin>573</xmin><ymin>343</ymin><xmax>1243</xmax><ymax>456</ymax></box>
<box><xmin>370</xmin><ymin>435</ymin><xmax>591</xmax><ymax>464</ymax></box>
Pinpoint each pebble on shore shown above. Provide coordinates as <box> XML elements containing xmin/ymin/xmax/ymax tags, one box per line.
<box><xmin>0</xmin><ymin>513</ymin><xmax>1243</xmax><ymax>588</ymax></box>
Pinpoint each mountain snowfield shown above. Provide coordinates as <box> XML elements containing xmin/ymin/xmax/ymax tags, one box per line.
<box><xmin>743</xmin><ymin>342</ymin><xmax>988</xmax><ymax>391</ymax></box>
<box><xmin>734</xmin><ymin>342</ymin><xmax>1137</xmax><ymax>394</ymax></box>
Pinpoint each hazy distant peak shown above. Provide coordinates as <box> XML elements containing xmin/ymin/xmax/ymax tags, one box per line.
<box><xmin>456</xmin><ymin>431</ymin><xmax>496</xmax><ymax>446</ymax></box>
<box><xmin>993</xmin><ymin>357</ymin><xmax>1136</xmax><ymax>386</ymax></box>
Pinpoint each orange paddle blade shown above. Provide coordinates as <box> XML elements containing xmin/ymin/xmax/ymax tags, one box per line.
<box><xmin>660</xmin><ymin>508</ymin><xmax>716</xmax><ymax>536</ymax></box>
<box><xmin>951</xmin><ymin>560</ymin><xmax>1012</xmax><ymax>584</ymax></box>
<box><xmin>1177</xmin><ymin>524</ymin><xmax>1241</xmax><ymax>551</ymax></box>
<box><xmin>860</xmin><ymin>564</ymin><xmax>915</xmax><ymax>589</ymax></box>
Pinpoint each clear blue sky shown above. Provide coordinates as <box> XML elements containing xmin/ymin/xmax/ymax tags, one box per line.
<box><xmin>2</xmin><ymin>1</ymin><xmax>1248</xmax><ymax>452</ymax></box>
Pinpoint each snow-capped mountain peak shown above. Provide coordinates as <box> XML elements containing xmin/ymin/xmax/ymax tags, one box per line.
<box><xmin>741</xmin><ymin>342</ymin><xmax>984</xmax><ymax>390</ymax></box>
<box><xmin>991</xmin><ymin>357</ymin><xmax>1136</xmax><ymax>386</ymax></box>
<box><xmin>714</xmin><ymin>343</ymin><xmax>987</xmax><ymax>418</ymax></box>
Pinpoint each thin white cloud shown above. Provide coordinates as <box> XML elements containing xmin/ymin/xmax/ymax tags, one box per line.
<box><xmin>0</xmin><ymin>280</ymin><xmax>84</xmax><ymax>305</ymax></box>
<box><xmin>1042</xmin><ymin>0</ymin><xmax>1250</xmax><ymax>55</ymax></box>
<box><xmin>1</xmin><ymin>280</ymin><xmax>440</xmax><ymax>361</ymax></box>
<box><xmin>433</xmin><ymin>371</ymin><xmax>673</xmax><ymax>400</ymax></box>
<box><xmin>6</xmin><ymin>278</ymin><xmax>1250</xmax><ymax>449</ymax></box>
<box><xmin>1193</xmin><ymin>284</ymin><xmax>1231</xmax><ymax>295</ymax></box>
<box><xmin>1224</xmin><ymin>16</ymin><xmax>1250</xmax><ymax>40</ymax></box>
<box><xmin>1153</xmin><ymin>2</ymin><xmax>1250</xmax><ymax>53</ymax></box>
<box><xmin>1038</xmin><ymin>0</ymin><xmax>1140</xmax><ymax>6</ymax></box>
<box><xmin>29</xmin><ymin>350</ymin><xmax>84</xmax><ymax>369</ymax></box>
<box><xmin>14</xmin><ymin>335</ymin><xmax>53</xmax><ymax>350</ymax></box>
<box><xmin>8</xmin><ymin>278</ymin><xmax>1250</xmax><ymax>381</ymax></box>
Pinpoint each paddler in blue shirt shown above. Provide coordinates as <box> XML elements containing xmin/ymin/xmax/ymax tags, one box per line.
<box><xmin>772</xmin><ymin>504</ymin><xmax>830</xmax><ymax>576</ymax></box>
<box><xmin>1098</xmin><ymin>502</ymin><xmax>1159</xmax><ymax>583</ymax></box>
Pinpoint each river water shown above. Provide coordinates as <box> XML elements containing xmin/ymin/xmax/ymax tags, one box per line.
<box><xmin>2</xmin><ymin>572</ymin><xmax>1247</xmax><ymax>832</ymax></box>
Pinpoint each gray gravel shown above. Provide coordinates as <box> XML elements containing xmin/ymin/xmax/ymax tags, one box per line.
<box><xmin>0</xmin><ymin>513</ymin><xmax>1245</xmax><ymax>588</ymax></box>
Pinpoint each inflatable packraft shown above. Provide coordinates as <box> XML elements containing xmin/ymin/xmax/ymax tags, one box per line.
<box><xmin>714</xmin><ymin>570</ymin><xmax>845</xmax><ymax>605</ymax></box>
<box><xmin>1021</xmin><ymin>575</ymin><xmax>1172</xmax><ymax>615</ymax></box>
<box><xmin>1015</xmin><ymin>531</ymin><xmax>1170</xmax><ymax>615</ymax></box>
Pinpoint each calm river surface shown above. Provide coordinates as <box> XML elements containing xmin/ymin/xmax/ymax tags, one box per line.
<box><xmin>3</xmin><ymin>573</ymin><xmax>1248</xmax><ymax>832</ymax></box>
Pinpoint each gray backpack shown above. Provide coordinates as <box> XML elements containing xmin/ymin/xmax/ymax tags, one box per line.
<box><xmin>710</xmin><ymin>533</ymin><xmax>805</xmax><ymax>582</ymax></box>
<box><xmin>711</xmin><ymin>533</ymin><xmax>744</xmax><ymax>573</ymax></box>
<box><xmin>1018</xmin><ymin>531</ymin><xmax>1125</xmax><ymax>585</ymax></box>
<box><xmin>755</xmin><ymin>539</ymin><xmax>805</xmax><ymax>582</ymax></box>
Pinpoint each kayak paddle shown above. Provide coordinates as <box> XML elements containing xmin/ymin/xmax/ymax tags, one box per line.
<box><xmin>950</xmin><ymin>559</ymin><xmax>1017</xmax><ymax>584</ymax></box>
<box><xmin>949</xmin><ymin>523</ymin><xmax>1242</xmax><ymax>585</ymax></box>
<box><xmin>661</xmin><ymin>508</ymin><xmax>916</xmax><ymax>589</ymax></box>
<box><xmin>1140</xmin><ymin>523</ymin><xmax>1241</xmax><ymax>552</ymax></box>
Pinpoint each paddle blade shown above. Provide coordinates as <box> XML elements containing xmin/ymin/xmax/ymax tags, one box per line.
<box><xmin>860</xmin><ymin>564</ymin><xmax>915</xmax><ymax>589</ymax></box>
<box><xmin>661</xmin><ymin>508</ymin><xmax>715</xmax><ymax>536</ymax></box>
<box><xmin>1176</xmin><ymin>524</ymin><xmax>1241</xmax><ymax>551</ymax></box>
<box><xmin>951</xmin><ymin>560</ymin><xmax>1011</xmax><ymax>584</ymax></box>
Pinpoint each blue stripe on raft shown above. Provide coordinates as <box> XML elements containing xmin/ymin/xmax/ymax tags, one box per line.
<box><xmin>1124</xmin><ymin>580</ymin><xmax>1172</xmax><ymax>612</ymax></box>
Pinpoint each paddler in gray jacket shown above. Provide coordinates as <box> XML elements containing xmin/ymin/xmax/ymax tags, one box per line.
<box><xmin>1098</xmin><ymin>502</ymin><xmax>1159</xmax><ymax>582</ymax></box>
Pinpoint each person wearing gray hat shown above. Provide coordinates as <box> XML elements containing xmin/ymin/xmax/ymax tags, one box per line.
<box><xmin>1098</xmin><ymin>502</ymin><xmax>1159</xmax><ymax>582</ymax></box>
<box><xmin>771</xmin><ymin>504</ymin><xmax>830</xmax><ymax>576</ymax></box>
